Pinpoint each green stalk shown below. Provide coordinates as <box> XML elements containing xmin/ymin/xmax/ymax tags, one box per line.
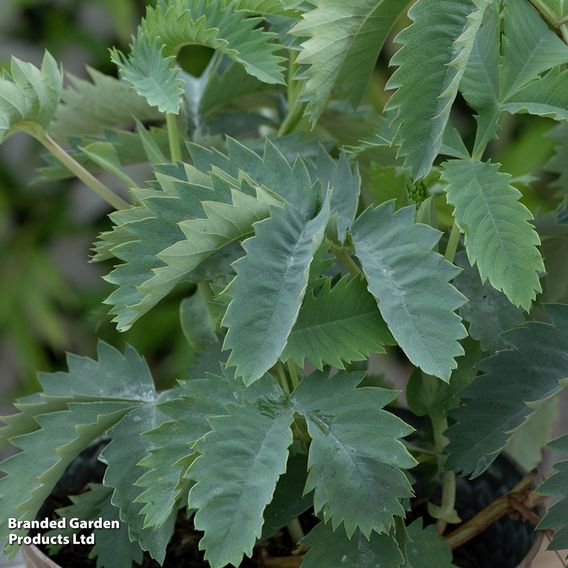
<box><xmin>432</xmin><ymin>417</ymin><xmax>456</xmax><ymax>535</ymax></box>
<box><xmin>331</xmin><ymin>243</ymin><xmax>361</xmax><ymax>277</ymax></box>
<box><xmin>166</xmin><ymin>113</ymin><xmax>182</xmax><ymax>162</ymax></box>
<box><xmin>275</xmin><ymin>363</ymin><xmax>291</xmax><ymax>396</ymax></box>
<box><xmin>277</xmin><ymin>98</ymin><xmax>305</xmax><ymax>137</ymax></box>
<box><xmin>36</xmin><ymin>131</ymin><xmax>129</xmax><ymax>210</ymax></box>
<box><xmin>444</xmin><ymin>221</ymin><xmax>461</xmax><ymax>262</ymax></box>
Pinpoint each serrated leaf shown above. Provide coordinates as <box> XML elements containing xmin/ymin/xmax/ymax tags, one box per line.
<box><xmin>501</xmin><ymin>67</ymin><xmax>568</xmax><ymax>122</ymax></box>
<box><xmin>46</xmin><ymin>484</ymin><xmax>144</xmax><ymax>568</ymax></box>
<box><xmin>386</xmin><ymin>0</ymin><xmax>491</xmax><ymax>179</ymax></box>
<box><xmin>441</xmin><ymin>159</ymin><xmax>543</xmax><ymax>311</ymax></box>
<box><xmin>111</xmin><ymin>35</ymin><xmax>184</xmax><ymax>114</ymax></box>
<box><xmin>135</xmin><ymin>369</ymin><xmax>283</xmax><ymax>529</ymax></box>
<box><xmin>459</xmin><ymin>3</ymin><xmax>501</xmax><ymax>154</ymax></box>
<box><xmin>291</xmin><ymin>371</ymin><xmax>415</xmax><ymax>537</ymax></box>
<box><xmin>453</xmin><ymin>252</ymin><xmax>524</xmax><ymax>352</ymax></box>
<box><xmin>301</xmin><ymin>522</ymin><xmax>404</xmax><ymax>568</ymax></box>
<box><xmin>447</xmin><ymin>304</ymin><xmax>568</xmax><ymax>478</ymax></box>
<box><xmin>100</xmin><ymin>404</ymin><xmax>176</xmax><ymax>564</ymax></box>
<box><xmin>537</xmin><ymin>435</ymin><xmax>568</xmax><ymax>555</ymax></box>
<box><xmin>99</xmin><ymin>140</ymin><xmax>315</xmax><ymax>331</ymax></box>
<box><xmin>456</xmin><ymin>270</ymin><xmax>524</xmax><ymax>357</ymax></box>
<box><xmin>314</xmin><ymin>150</ymin><xmax>360</xmax><ymax>242</ymax></box>
<box><xmin>502</xmin><ymin>0</ymin><xmax>568</xmax><ymax>98</ymax></box>
<box><xmin>291</xmin><ymin>0</ymin><xmax>406</xmax><ymax>125</ymax></box>
<box><xmin>282</xmin><ymin>276</ymin><xmax>393</xmax><ymax>370</ymax></box>
<box><xmin>352</xmin><ymin>201</ymin><xmax>467</xmax><ymax>381</ymax></box>
<box><xmin>406</xmin><ymin>519</ymin><xmax>457</xmax><ymax>568</ymax></box>
<box><xmin>0</xmin><ymin>51</ymin><xmax>62</xmax><ymax>142</ymax></box>
<box><xmin>142</xmin><ymin>0</ymin><xmax>286</xmax><ymax>85</ymax></box>
<box><xmin>189</xmin><ymin>402</ymin><xmax>294</xmax><ymax>568</ymax></box>
<box><xmin>0</xmin><ymin>402</ymin><xmax>131</xmax><ymax>556</ymax></box>
<box><xmin>49</xmin><ymin>68</ymin><xmax>162</xmax><ymax>140</ymax></box>
<box><xmin>260</xmin><ymin>454</ymin><xmax>312</xmax><ymax>539</ymax></box>
<box><xmin>223</xmin><ymin>196</ymin><xmax>330</xmax><ymax>384</ymax></box>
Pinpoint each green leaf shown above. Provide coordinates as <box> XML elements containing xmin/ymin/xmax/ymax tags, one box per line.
<box><xmin>406</xmin><ymin>518</ymin><xmax>457</xmax><ymax>568</ymax></box>
<box><xmin>453</xmin><ymin>252</ymin><xmax>524</xmax><ymax>352</ymax></box>
<box><xmin>386</xmin><ymin>0</ymin><xmax>491</xmax><ymax>179</ymax></box>
<box><xmin>80</xmin><ymin>141</ymin><xmax>137</xmax><ymax>188</ymax></box>
<box><xmin>49</xmin><ymin>68</ymin><xmax>162</xmax><ymax>140</ymax></box>
<box><xmin>260</xmin><ymin>454</ymin><xmax>312</xmax><ymax>539</ymax></box>
<box><xmin>291</xmin><ymin>371</ymin><xmax>415</xmax><ymax>537</ymax></box>
<box><xmin>142</xmin><ymin>0</ymin><xmax>286</xmax><ymax>85</ymax></box>
<box><xmin>100</xmin><ymin>404</ymin><xmax>177</xmax><ymax>564</ymax></box>
<box><xmin>537</xmin><ymin>435</ymin><xmax>568</xmax><ymax>555</ymax></box>
<box><xmin>502</xmin><ymin>0</ymin><xmax>568</xmax><ymax>98</ymax></box>
<box><xmin>189</xmin><ymin>402</ymin><xmax>294</xmax><ymax>568</ymax></box>
<box><xmin>501</xmin><ymin>67</ymin><xmax>568</xmax><ymax>122</ymax></box>
<box><xmin>441</xmin><ymin>159</ymin><xmax>544</xmax><ymax>311</ymax></box>
<box><xmin>180</xmin><ymin>293</ymin><xmax>218</xmax><ymax>354</ymax></box>
<box><xmin>46</xmin><ymin>484</ymin><xmax>144</xmax><ymax>568</ymax></box>
<box><xmin>282</xmin><ymin>276</ymin><xmax>393</xmax><ymax>370</ymax></box>
<box><xmin>291</xmin><ymin>0</ymin><xmax>406</xmax><ymax>125</ymax></box>
<box><xmin>110</xmin><ymin>35</ymin><xmax>184</xmax><ymax>114</ymax></box>
<box><xmin>447</xmin><ymin>304</ymin><xmax>568</xmax><ymax>478</ymax></box>
<box><xmin>352</xmin><ymin>201</ymin><xmax>467</xmax><ymax>381</ymax></box>
<box><xmin>459</xmin><ymin>2</ymin><xmax>501</xmax><ymax>154</ymax></box>
<box><xmin>315</xmin><ymin>150</ymin><xmax>360</xmax><ymax>242</ymax></box>
<box><xmin>0</xmin><ymin>402</ymin><xmax>131</xmax><ymax>556</ymax></box>
<box><xmin>135</xmin><ymin>369</ymin><xmax>282</xmax><ymax>529</ymax></box>
<box><xmin>99</xmin><ymin>140</ymin><xmax>315</xmax><ymax>331</ymax></box>
<box><xmin>223</xmin><ymin>195</ymin><xmax>330</xmax><ymax>385</ymax></box>
<box><xmin>301</xmin><ymin>522</ymin><xmax>404</xmax><ymax>568</ymax></box>
<box><xmin>0</xmin><ymin>51</ymin><xmax>62</xmax><ymax>142</ymax></box>
<box><xmin>546</xmin><ymin>124</ymin><xmax>568</xmax><ymax>193</ymax></box>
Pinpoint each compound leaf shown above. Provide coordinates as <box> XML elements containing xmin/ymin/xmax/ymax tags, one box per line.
<box><xmin>453</xmin><ymin>252</ymin><xmax>524</xmax><ymax>352</ymax></box>
<box><xmin>537</xmin><ymin>435</ymin><xmax>568</xmax><ymax>554</ymax></box>
<box><xmin>406</xmin><ymin>519</ymin><xmax>457</xmax><ymax>568</ymax></box>
<box><xmin>282</xmin><ymin>276</ymin><xmax>393</xmax><ymax>370</ymax></box>
<box><xmin>0</xmin><ymin>51</ymin><xmax>62</xmax><ymax>142</ymax></box>
<box><xmin>386</xmin><ymin>0</ymin><xmax>491</xmax><ymax>179</ymax></box>
<box><xmin>291</xmin><ymin>371</ymin><xmax>415</xmax><ymax>537</ymax></box>
<box><xmin>223</xmin><ymin>195</ymin><xmax>330</xmax><ymax>385</ymax></box>
<box><xmin>447</xmin><ymin>304</ymin><xmax>568</xmax><ymax>478</ymax></box>
<box><xmin>502</xmin><ymin>0</ymin><xmax>568</xmax><ymax>98</ymax></box>
<box><xmin>301</xmin><ymin>522</ymin><xmax>404</xmax><ymax>568</ymax></box>
<box><xmin>441</xmin><ymin>159</ymin><xmax>543</xmax><ymax>310</ymax></box>
<box><xmin>292</xmin><ymin>0</ymin><xmax>406</xmax><ymax>125</ymax></box>
<box><xmin>111</xmin><ymin>35</ymin><xmax>184</xmax><ymax>114</ymax></box>
<box><xmin>189</xmin><ymin>402</ymin><xmax>293</xmax><ymax>568</ymax></box>
<box><xmin>46</xmin><ymin>484</ymin><xmax>144</xmax><ymax>568</ymax></box>
<box><xmin>352</xmin><ymin>201</ymin><xmax>467</xmax><ymax>381</ymax></box>
<box><xmin>142</xmin><ymin>0</ymin><xmax>286</xmax><ymax>85</ymax></box>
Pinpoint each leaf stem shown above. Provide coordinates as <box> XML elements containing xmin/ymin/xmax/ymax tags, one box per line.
<box><xmin>331</xmin><ymin>243</ymin><xmax>361</xmax><ymax>276</ymax></box>
<box><xmin>166</xmin><ymin>113</ymin><xmax>182</xmax><ymax>162</ymax></box>
<box><xmin>529</xmin><ymin>0</ymin><xmax>568</xmax><ymax>43</ymax></box>
<box><xmin>275</xmin><ymin>363</ymin><xmax>291</xmax><ymax>396</ymax></box>
<box><xmin>287</xmin><ymin>518</ymin><xmax>305</xmax><ymax>544</ymax></box>
<box><xmin>444</xmin><ymin>221</ymin><xmax>460</xmax><ymax>263</ymax></box>
<box><xmin>35</xmin><ymin>131</ymin><xmax>129</xmax><ymax>210</ymax></box>
<box><xmin>278</xmin><ymin>98</ymin><xmax>305</xmax><ymax>137</ymax></box>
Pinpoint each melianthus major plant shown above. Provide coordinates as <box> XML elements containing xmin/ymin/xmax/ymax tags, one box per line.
<box><xmin>1</xmin><ymin>0</ymin><xmax>568</xmax><ymax>566</ymax></box>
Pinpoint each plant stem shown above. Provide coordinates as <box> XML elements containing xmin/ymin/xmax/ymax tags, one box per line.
<box><xmin>331</xmin><ymin>243</ymin><xmax>361</xmax><ymax>276</ymax></box>
<box><xmin>166</xmin><ymin>113</ymin><xmax>182</xmax><ymax>162</ymax></box>
<box><xmin>277</xmin><ymin>98</ymin><xmax>305</xmax><ymax>137</ymax></box>
<box><xmin>529</xmin><ymin>0</ymin><xmax>568</xmax><ymax>43</ymax></box>
<box><xmin>444</xmin><ymin>221</ymin><xmax>460</xmax><ymax>262</ymax></box>
<box><xmin>36</xmin><ymin>131</ymin><xmax>129</xmax><ymax>210</ymax></box>
<box><xmin>287</xmin><ymin>518</ymin><xmax>305</xmax><ymax>544</ymax></box>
